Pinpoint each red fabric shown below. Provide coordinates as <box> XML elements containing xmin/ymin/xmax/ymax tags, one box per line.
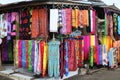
<box><xmin>78</xmin><ymin>37</ymin><xmax>84</xmax><ymax>67</ymax></box>
<box><xmin>40</xmin><ymin>41</ymin><xmax>44</xmax><ymax>74</ymax></box>
<box><xmin>68</xmin><ymin>39</ymin><xmax>77</xmax><ymax>71</ymax></box>
<box><xmin>26</xmin><ymin>40</ymin><xmax>29</xmax><ymax>69</ymax></box>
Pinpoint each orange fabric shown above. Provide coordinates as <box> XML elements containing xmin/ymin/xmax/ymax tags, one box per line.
<box><xmin>83</xmin><ymin>10</ymin><xmax>89</xmax><ymax>27</ymax></box>
<box><xmin>72</xmin><ymin>9</ymin><xmax>76</xmax><ymax>27</ymax></box>
<box><xmin>75</xmin><ymin>9</ymin><xmax>79</xmax><ymax>28</ymax></box>
<box><xmin>32</xmin><ymin>8</ymin><xmax>39</xmax><ymax>38</ymax></box>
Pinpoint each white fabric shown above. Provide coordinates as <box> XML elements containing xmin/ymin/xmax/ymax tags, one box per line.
<box><xmin>34</xmin><ymin>41</ymin><xmax>39</xmax><ymax>74</ymax></box>
<box><xmin>50</xmin><ymin>9</ymin><xmax>58</xmax><ymax>32</ymax></box>
<box><xmin>90</xmin><ymin>10</ymin><xmax>93</xmax><ymax>33</ymax></box>
<box><xmin>0</xmin><ymin>38</ymin><xmax>2</xmax><ymax>44</ymax></box>
<box><xmin>0</xmin><ymin>14</ymin><xmax>7</xmax><ymax>38</ymax></box>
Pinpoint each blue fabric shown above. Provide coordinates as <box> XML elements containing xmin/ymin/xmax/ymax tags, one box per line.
<box><xmin>108</xmin><ymin>48</ymin><xmax>113</xmax><ymax>67</ymax></box>
<box><xmin>118</xmin><ymin>16</ymin><xmax>120</xmax><ymax>34</ymax></box>
<box><xmin>22</xmin><ymin>40</ymin><xmax>26</xmax><ymax>68</ymax></box>
<box><xmin>48</xmin><ymin>40</ymin><xmax>60</xmax><ymax>78</ymax></box>
<box><xmin>65</xmin><ymin>41</ymin><xmax>69</xmax><ymax>76</ymax></box>
<box><xmin>99</xmin><ymin>45</ymin><xmax>102</xmax><ymax>65</ymax></box>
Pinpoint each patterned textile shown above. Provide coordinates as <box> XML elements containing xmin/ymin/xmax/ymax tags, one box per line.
<box><xmin>19</xmin><ymin>9</ymin><xmax>32</xmax><ymax>39</ymax></box>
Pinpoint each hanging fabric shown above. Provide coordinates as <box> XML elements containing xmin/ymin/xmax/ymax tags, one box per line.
<box><xmin>50</xmin><ymin>9</ymin><xmax>58</xmax><ymax>32</ymax></box>
<box><xmin>72</xmin><ymin>9</ymin><xmax>76</xmax><ymax>28</ymax></box>
<box><xmin>102</xmin><ymin>36</ymin><xmax>108</xmax><ymax>66</ymax></box>
<box><xmin>83</xmin><ymin>10</ymin><xmax>89</xmax><ymax>27</ymax></box>
<box><xmin>8</xmin><ymin>40</ymin><xmax>13</xmax><ymax>61</ymax></box>
<box><xmin>60</xmin><ymin>9</ymin><xmax>66</xmax><ymax>34</ymax></box>
<box><xmin>113</xmin><ymin>13</ymin><xmax>118</xmax><ymax>40</ymax></box>
<box><xmin>48</xmin><ymin>39</ymin><xmax>60</xmax><ymax>78</ymax></box>
<box><xmin>32</xmin><ymin>40</ymin><xmax>35</xmax><ymax>71</ymax></box>
<box><xmin>98</xmin><ymin>45</ymin><xmax>102</xmax><ymax>65</ymax></box>
<box><xmin>19</xmin><ymin>9</ymin><xmax>32</xmax><ymax>39</ymax></box>
<box><xmin>14</xmin><ymin>40</ymin><xmax>19</xmax><ymax>67</ymax></box>
<box><xmin>118</xmin><ymin>16</ymin><xmax>120</xmax><ymax>35</ymax></box>
<box><xmin>28</xmin><ymin>40</ymin><xmax>32</xmax><ymax>72</ymax></box>
<box><xmin>39</xmin><ymin>8</ymin><xmax>48</xmax><ymax>37</ymax></box>
<box><xmin>78</xmin><ymin>37</ymin><xmax>84</xmax><ymax>67</ymax></box>
<box><xmin>34</xmin><ymin>41</ymin><xmax>39</xmax><ymax>74</ymax></box>
<box><xmin>66</xmin><ymin>8</ymin><xmax>72</xmax><ymax>34</ymax></box>
<box><xmin>11</xmin><ymin>12</ymin><xmax>20</xmax><ymax>39</ymax></box>
<box><xmin>6</xmin><ymin>13</ymin><xmax>12</xmax><ymax>40</ymax></box>
<box><xmin>79</xmin><ymin>10</ymin><xmax>83</xmax><ymax>28</ymax></box>
<box><xmin>22</xmin><ymin>40</ymin><xmax>26</xmax><ymax>68</ymax></box>
<box><xmin>109</xmin><ymin>15</ymin><xmax>114</xmax><ymax>39</ymax></box>
<box><xmin>84</xmin><ymin>36</ymin><xmax>90</xmax><ymax>60</ymax></box>
<box><xmin>89</xmin><ymin>46</ymin><xmax>94</xmax><ymax>67</ymax></box>
<box><xmin>90</xmin><ymin>10</ymin><xmax>96</xmax><ymax>34</ymax></box>
<box><xmin>104</xmin><ymin>12</ymin><xmax>107</xmax><ymax>36</ymax></box>
<box><xmin>60</xmin><ymin>41</ymin><xmax>64</xmax><ymax>78</ymax></box>
<box><xmin>68</xmin><ymin>39</ymin><xmax>77</xmax><ymax>71</ymax></box>
<box><xmin>58</xmin><ymin>9</ymin><xmax>62</xmax><ymax>28</ymax></box>
<box><xmin>26</xmin><ymin>40</ymin><xmax>29</xmax><ymax>69</ymax></box>
<box><xmin>2</xmin><ymin>39</ymin><xmax>8</xmax><ymax>62</ymax></box>
<box><xmin>18</xmin><ymin>40</ymin><xmax>22</xmax><ymax>68</ymax></box>
<box><xmin>0</xmin><ymin>14</ymin><xmax>7</xmax><ymax>38</ymax></box>
<box><xmin>37</xmin><ymin>41</ymin><xmax>44</xmax><ymax>74</ymax></box>
<box><xmin>42</xmin><ymin>42</ymin><xmax>48</xmax><ymax>77</ymax></box>
<box><xmin>32</xmin><ymin>8</ymin><xmax>39</xmax><ymax>38</ymax></box>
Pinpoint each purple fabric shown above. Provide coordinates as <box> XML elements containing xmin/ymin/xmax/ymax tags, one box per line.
<box><xmin>6</xmin><ymin>13</ymin><xmax>12</xmax><ymax>40</ymax></box>
<box><xmin>60</xmin><ymin>9</ymin><xmax>66</xmax><ymax>34</ymax></box>
<box><xmin>32</xmin><ymin>40</ymin><xmax>35</xmax><ymax>71</ymax></box>
<box><xmin>2</xmin><ymin>40</ymin><xmax>8</xmax><ymax>62</ymax></box>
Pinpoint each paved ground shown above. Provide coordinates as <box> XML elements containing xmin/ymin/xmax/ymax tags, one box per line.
<box><xmin>0</xmin><ymin>75</ymin><xmax>13</xmax><ymax>80</ymax></box>
<box><xmin>65</xmin><ymin>68</ymin><xmax>120</xmax><ymax>80</ymax></box>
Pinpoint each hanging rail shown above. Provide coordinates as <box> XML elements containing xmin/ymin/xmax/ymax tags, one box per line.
<box><xmin>0</xmin><ymin>0</ymin><xmax>91</xmax><ymax>11</ymax></box>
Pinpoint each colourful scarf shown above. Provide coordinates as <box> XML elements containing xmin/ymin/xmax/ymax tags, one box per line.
<box><xmin>42</xmin><ymin>42</ymin><xmax>48</xmax><ymax>77</ymax></box>
<box><xmin>28</xmin><ymin>40</ymin><xmax>32</xmax><ymax>72</ymax></box>
<box><xmin>32</xmin><ymin>8</ymin><xmax>39</xmax><ymax>38</ymax></box>
<box><xmin>18</xmin><ymin>40</ymin><xmax>22</xmax><ymax>68</ymax></box>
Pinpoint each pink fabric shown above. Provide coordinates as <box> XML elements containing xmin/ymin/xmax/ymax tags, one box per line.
<box><xmin>84</xmin><ymin>36</ymin><xmax>90</xmax><ymax>60</ymax></box>
<box><xmin>18</xmin><ymin>40</ymin><xmax>22</xmax><ymax>68</ymax></box>
<box><xmin>66</xmin><ymin>8</ymin><xmax>72</xmax><ymax>34</ymax></box>
<box><xmin>11</xmin><ymin>32</ymin><xmax>16</xmax><ymax>36</ymax></box>
<box><xmin>37</xmin><ymin>42</ymin><xmax>42</xmax><ymax>74</ymax></box>
<box><xmin>92</xmin><ymin>10</ymin><xmax>96</xmax><ymax>34</ymax></box>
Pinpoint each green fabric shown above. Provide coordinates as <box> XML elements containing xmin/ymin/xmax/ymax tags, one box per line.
<box><xmin>16</xmin><ymin>22</ymin><xmax>19</xmax><ymax>39</ymax></box>
<box><xmin>8</xmin><ymin>40</ymin><xmax>13</xmax><ymax>61</ymax></box>
<box><xmin>104</xmin><ymin>14</ymin><xmax>107</xmax><ymax>36</ymax></box>
<box><xmin>28</xmin><ymin>40</ymin><xmax>32</xmax><ymax>72</ymax></box>
<box><xmin>89</xmin><ymin>46</ymin><xmax>94</xmax><ymax>67</ymax></box>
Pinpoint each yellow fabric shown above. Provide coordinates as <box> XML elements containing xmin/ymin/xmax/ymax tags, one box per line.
<box><xmin>102</xmin><ymin>36</ymin><xmax>107</xmax><ymax>45</ymax></box>
<box><xmin>15</xmin><ymin>40</ymin><xmax>18</xmax><ymax>67</ymax></box>
<box><xmin>82</xmin><ymin>40</ymin><xmax>84</xmax><ymax>61</ymax></box>
<box><xmin>90</xmin><ymin>35</ymin><xmax>95</xmax><ymax>46</ymax></box>
<box><xmin>42</xmin><ymin>42</ymin><xmax>48</xmax><ymax>77</ymax></box>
